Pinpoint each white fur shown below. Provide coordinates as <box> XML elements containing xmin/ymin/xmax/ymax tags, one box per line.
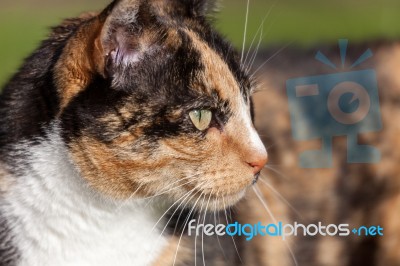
<box><xmin>239</xmin><ymin>98</ymin><xmax>267</xmax><ymax>155</ymax></box>
<box><xmin>2</xmin><ymin>126</ymin><xmax>167</xmax><ymax>266</ymax></box>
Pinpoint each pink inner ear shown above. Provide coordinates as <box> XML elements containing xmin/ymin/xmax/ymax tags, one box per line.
<box><xmin>108</xmin><ymin>27</ymin><xmax>142</xmax><ymax>67</ymax></box>
<box><xmin>110</xmin><ymin>47</ymin><xmax>141</xmax><ymax>67</ymax></box>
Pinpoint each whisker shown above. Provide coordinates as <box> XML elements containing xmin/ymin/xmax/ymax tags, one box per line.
<box><xmin>251</xmin><ymin>186</ymin><xmax>299</xmax><ymax>266</ymax></box>
<box><xmin>247</xmin><ymin>8</ymin><xmax>284</xmax><ymax>74</ymax></box>
<box><xmin>287</xmin><ymin>241</ymin><xmax>299</xmax><ymax>266</ymax></box>
<box><xmin>251</xmin><ymin>42</ymin><xmax>293</xmax><ymax>79</ymax></box>
<box><xmin>143</xmin><ymin>172</ymin><xmax>205</xmax><ymax>206</ymax></box>
<box><xmin>143</xmin><ymin>180</ymin><xmax>192</xmax><ymax>202</ymax></box>
<box><xmin>158</xmin><ymin>188</ymin><xmax>197</xmax><ymax>240</ymax></box>
<box><xmin>246</xmin><ymin>23</ymin><xmax>264</xmax><ymax>75</ymax></box>
<box><xmin>173</xmin><ymin>191</ymin><xmax>204</xmax><ymax>266</ymax></box>
<box><xmin>258</xmin><ymin>174</ymin><xmax>302</xmax><ymax>219</ymax></box>
<box><xmin>240</xmin><ymin>0</ymin><xmax>251</xmax><ymax>65</ymax></box>
<box><xmin>243</xmin><ymin>1</ymin><xmax>276</xmax><ymax>67</ymax></box>
<box><xmin>222</xmin><ymin>196</ymin><xmax>243</xmax><ymax>264</ymax></box>
<box><xmin>172</xmin><ymin>190</ymin><xmax>201</xmax><ymax>236</ymax></box>
<box><xmin>202</xmin><ymin>191</ymin><xmax>213</xmax><ymax>266</ymax></box>
<box><xmin>227</xmin><ymin>206</ymin><xmax>234</xmax><ymax>223</ymax></box>
<box><xmin>150</xmin><ymin>186</ymin><xmax>201</xmax><ymax>234</ymax></box>
<box><xmin>113</xmin><ymin>183</ymin><xmax>144</xmax><ymax>213</ymax></box>
<box><xmin>146</xmin><ymin>188</ymin><xmax>198</xmax><ymax>263</ymax></box>
<box><xmin>195</xmin><ymin>194</ymin><xmax>207</xmax><ymax>266</ymax></box>
<box><xmin>243</xmin><ymin>16</ymin><xmax>263</xmax><ymax>68</ymax></box>
<box><xmin>252</xmin><ymin>185</ymin><xmax>277</xmax><ymax>223</ymax></box>
<box><xmin>263</xmin><ymin>165</ymin><xmax>291</xmax><ymax>181</ymax></box>
<box><xmin>213</xmin><ymin>201</ymin><xmax>227</xmax><ymax>260</ymax></box>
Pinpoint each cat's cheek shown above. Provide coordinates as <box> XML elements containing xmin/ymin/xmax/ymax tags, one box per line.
<box><xmin>206</xmin><ymin>127</ymin><xmax>223</xmax><ymax>138</ymax></box>
<box><xmin>205</xmin><ymin>127</ymin><xmax>233</xmax><ymax>150</ymax></box>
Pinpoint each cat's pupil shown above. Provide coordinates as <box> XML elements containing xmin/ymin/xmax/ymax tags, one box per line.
<box><xmin>189</xmin><ymin>109</ymin><xmax>212</xmax><ymax>131</ymax></box>
<box><xmin>195</xmin><ymin>110</ymin><xmax>201</xmax><ymax>119</ymax></box>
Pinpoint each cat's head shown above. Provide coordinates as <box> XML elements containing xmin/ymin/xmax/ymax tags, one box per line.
<box><xmin>57</xmin><ymin>0</ymin><xmax>267</xmax><ymax>209</ymax></box>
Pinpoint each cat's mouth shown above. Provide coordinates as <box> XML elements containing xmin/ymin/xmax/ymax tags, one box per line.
<box><xmin>252</xmin><ymin>172</ymin><xmax>261</xmax><ymax>185</ymax></box>
<box><xmin>173</xmin><ymin>172</ymin><xmax>261</xmax><ymax>211</ymax></box>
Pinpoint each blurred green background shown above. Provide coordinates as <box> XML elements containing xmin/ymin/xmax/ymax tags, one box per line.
<box><xmin>1</xmin><ymin>0</ymin><xmax>400</xmax><ymax>86</ymax></box>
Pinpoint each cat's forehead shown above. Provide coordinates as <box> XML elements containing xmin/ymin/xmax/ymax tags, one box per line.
<box><xmin>185</xmin><ymin>30</ymin><xmax>241</xmax><ymax>99</ymax></box>
<box><xmin>162</xmin><ymin>25</ymin><xmax>252</xmax><ymax>106</ymax></box>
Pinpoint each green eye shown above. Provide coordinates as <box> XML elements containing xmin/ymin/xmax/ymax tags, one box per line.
<box><xmin>189</xmin><ymin>109</ymin><xmax>212</xmax><ymax>131</ymax></box>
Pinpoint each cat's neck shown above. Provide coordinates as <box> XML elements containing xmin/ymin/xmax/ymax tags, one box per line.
<box><xmin>2</xmin><ymin>125</ymin><xmax>168</xmax><ymax>266</ymax></box>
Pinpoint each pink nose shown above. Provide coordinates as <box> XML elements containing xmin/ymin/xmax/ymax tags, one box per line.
<box><xmin>248</xmin><ymin>152</ymin><xmax>268</xmax><ymax>175</ymax></box>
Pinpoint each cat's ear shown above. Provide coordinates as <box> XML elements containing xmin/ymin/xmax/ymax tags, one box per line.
<box><xmin>94</xmin><ymin>0</ymin><xmax>219</xmax><ymax>76</ymax></box>
<box><xmin>95</xmin><ymin>0</ymin><xmax>156</xmax><ymax>77</ymax></box>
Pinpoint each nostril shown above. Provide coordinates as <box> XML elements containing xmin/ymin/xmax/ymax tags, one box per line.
<box><xmin>248</xmin><ymin>153</ymin><xmax>268</xmax><ymax>175</ymax></box>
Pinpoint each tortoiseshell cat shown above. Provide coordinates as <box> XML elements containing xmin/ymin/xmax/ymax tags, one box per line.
<box><xmin>0</xmin><ymin>0</ymin><xmax>268</xmax><ymax>265</ymax></box>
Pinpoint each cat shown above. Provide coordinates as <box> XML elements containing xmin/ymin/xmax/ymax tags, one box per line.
<box><xmin>0</xmin><ymin>0</ymin><xmax>268</xmax><ymax>265</ymax></box>
<box><xmin>3</xmin><ymin>0</ymin><xmax>398</xmax><ymax>265</ymax></box>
